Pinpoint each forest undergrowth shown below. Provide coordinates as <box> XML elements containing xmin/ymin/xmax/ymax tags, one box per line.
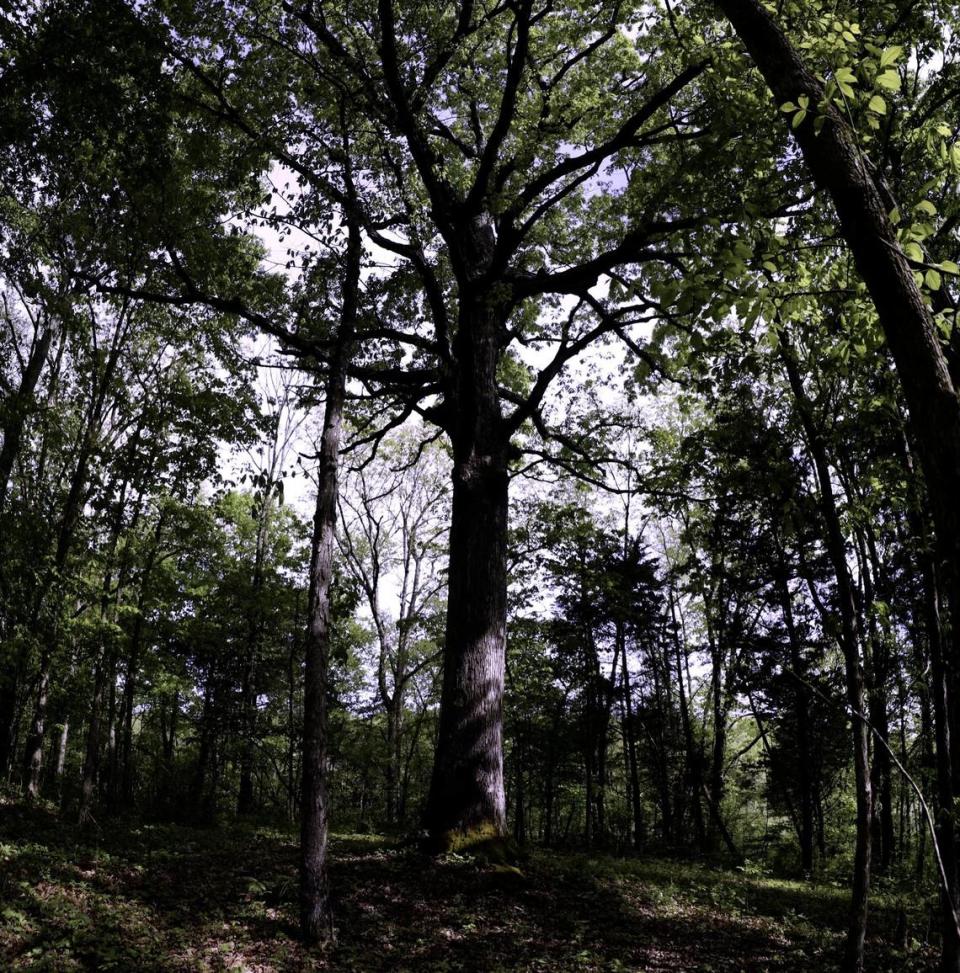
<box><xmin>0</xmin><ymin>795</ymin><xmax>937</xmax><ymax>972</ymax></box>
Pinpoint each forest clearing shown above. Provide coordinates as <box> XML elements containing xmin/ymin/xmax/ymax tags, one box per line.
<box><xmin>3</xmin><ymin>0</ymin><xmax>960</xmax><ymax>970</ymax></box>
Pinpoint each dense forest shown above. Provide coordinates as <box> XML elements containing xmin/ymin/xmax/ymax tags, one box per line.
<box><xmin>2</xmin><ymin>0</ymin><xmax>960</xmax><ymax>970</ymax></box>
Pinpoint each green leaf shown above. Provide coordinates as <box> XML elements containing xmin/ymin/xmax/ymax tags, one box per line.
<box><xmin>903</xmin><ymin>242</ymin><xmax>924</xmax><ymax>262</ymax></box>
<box><xmin>879</xmin><ymin>46</ymin><xmax>904</xmax><ymax>68</ymax></box>
<box><xmin>834</xmin><ymin>67</ymin><xmax>857</xmax><ymax>99</ymax></box>
<box><xmin>915</xmin><ymin>200</ymin><xmax>937</xmax><ymax>216</ymax></box>
<box><xmin>867</xmin><ymin>95</ymin><xmax>886</xmax><ymax>115</ymax></box>
<box><xmin>937</xmin><ymin>260</ymin><xmax>959</xmax><ymax>275</ymax></box>
<box><xmin>792</xmin><ymin>109</ymin><xmax>807</xmax><ymax>129</ymax></box>
<box><xmin>925</xmin><ymin>268</ymin><xmax>942</xmax><ymax>290</ymax></box>
<box><xmin>876</xmin><ymin>70</ymin><xmax>901</xmax><ymax>91</ymax></box>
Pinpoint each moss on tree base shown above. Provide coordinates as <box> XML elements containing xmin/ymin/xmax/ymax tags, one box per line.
<box><xmin>426</xmin><ymin>821</ymin><xmax>526</xmax><ymax>868</ymax></box>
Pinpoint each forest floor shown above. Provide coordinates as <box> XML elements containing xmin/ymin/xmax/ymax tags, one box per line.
<box><xmin>0</xmin><ymin>795</ymin><xmax>939</xmax><ymax>972</ymax></box>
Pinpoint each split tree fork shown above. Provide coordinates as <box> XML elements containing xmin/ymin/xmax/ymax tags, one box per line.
<box><xmin>715</xmin><ymin>1</ymin><xmax>960</xmax><ymax>970</ymax></box>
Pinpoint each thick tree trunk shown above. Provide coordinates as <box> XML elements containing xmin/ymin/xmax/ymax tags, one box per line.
<box><xmin>424</xmin><ymin>432</ymin><xmax>508</xmax><ymax>846</ymax></box>
<box><xmin>424</xmin><ymin>221</ymin><xmax>509</xmax><ymax>849</ymax></box>
<box><xmin>299</xmin><ymin>206</ymin><xmax>360</xmax><ymax>944</ymax></box>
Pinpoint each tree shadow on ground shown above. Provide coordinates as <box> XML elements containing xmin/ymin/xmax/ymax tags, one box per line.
<box><xmin>0</xmin><ymin>799</ymin><xmax>938</xmax><ymax>972</ymax></box>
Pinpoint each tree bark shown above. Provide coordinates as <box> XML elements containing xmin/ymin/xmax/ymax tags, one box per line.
<box><xmin>239</xmin><ymin>474</ymin><xmax>272</xmax><ymax>816</ymax></box>
<box><xmin>715</xmin><ymin>0</ymin><xmax>960</xmax><ymax>576</ymax></box>
<box><xmin>903</xmin><ymin>428</ymin><xmax>960</xmax><ymax>973</ymax></box>
<box><xmin>0</xmin><ymin>315</ymin><xmax>57</xmax><ymax>513</ymax></box>
<box><xmin>120</xmin><ymin>614</ymin><xmax>143</xmax><ymax>807</ymax></box>
<box><xmin>619</xmin><ymin>623</ymin><xmax>645</xmax><ymax>849</ymax></box>
<box><xmin>22</xmin><ymin>642</ymin><xmax>53</xmax><ymax>799</ymax></box>
<box><xmin>79</xmin><ymin>653</ymin><xmax>106</xmax><ymax>825</ymax></box>
<box><xmin>299</xmin><ymin>205</ymin><xmax>360</xmax><ymax>944</ymax></box>
<box><xmin>670</xmin><ymin>588</ymin><xmax>707</xmax><ymax>852</ymax></box>
<box><xmin>781</xmin><ymin>338</ymin><xmax>872</xmax><ymax>971</ymax></box>
<box><xmin>715</xmin><ymin>9</ymin><xmax>960</xmax><ymax>959</ymax></box>
<box><xmin>424</xmin><ymin>217</ymin><xmax>509</xmax><ymax>849</ymax></box>
<box><xmin>775</xmin><ymin>561</ymin><xmax>816</xmax><ymax>874</ymax></box>
<box><xmin>54</xmin><ymin>717</ymin><xmax>69</xmax><ymax>791</ymax></box>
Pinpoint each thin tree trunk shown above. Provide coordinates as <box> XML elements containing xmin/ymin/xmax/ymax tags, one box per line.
<box><xmin>781</xmin><ymin>338</ymin><xmax>873</xmax><ymax>971</ymax></box>
<box><xmin>670</xmin><ymin>589</ymin><xmax>706</xmax><ymax>852</ymax></box>
<box><xmin>619</xmin><ymin>624</ymin><xmax>645</xmax><ymax>848</ymax></box>
<box><xmin>776</xmin><ymin>560</ymin><xmax>816</xmax><ymax>874</ymax></box>
<box><xmin>79</xmin><ymin>653</ymin><xmax>106</xmax><ymax>824</ymax></box>
<box><xmin>22</xmin><ymin>644</ymin><xmax>53</xmax><ymax>799</ymax></box>
<box><xmin>714</xmin><ymin>0</ymin><xmax>960</xmax><ymax>630</ymax></box>
<box><xmin>0</xmin><ymin>315</ymin><xmax>57</xmax><ymax>513</ymax></box>
<box><xmin>299</xmin><ymin>199</ymin><xmax>360</xmax><ymax>943</ymax></box>
<box><xmin>385</xmin><ymin>694</ymin><xmax>401</xmax><ymax>827</ymax></box>
<box><xmin>54</xmin><ymin>718</ymin><xmax>69</xmax><ymax>788</ymax></box>
<box><xmin>120</xmin><ymin>613</ymin><xmax>144</xmax><ymax>806</ymax></box>
<box><xmin>105</xmin><ymin>655</ymin><xmax>118</xmax><ymax>808</ymax></box>
<box><xmin>714</xmin><ymin>10</ymin><xmax>960</xmax><ymax>959</ymax></box>
<box><xmin>922</xmin><ymin>540</ymin><xmax>960</xmax><ymax>972</ymax></box>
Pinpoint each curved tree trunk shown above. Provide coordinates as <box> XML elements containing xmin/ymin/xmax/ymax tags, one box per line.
<box><xmin>714</xmin><ymin>6</ymin><xmax>960</xmax><ymax>959</ymax></box>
